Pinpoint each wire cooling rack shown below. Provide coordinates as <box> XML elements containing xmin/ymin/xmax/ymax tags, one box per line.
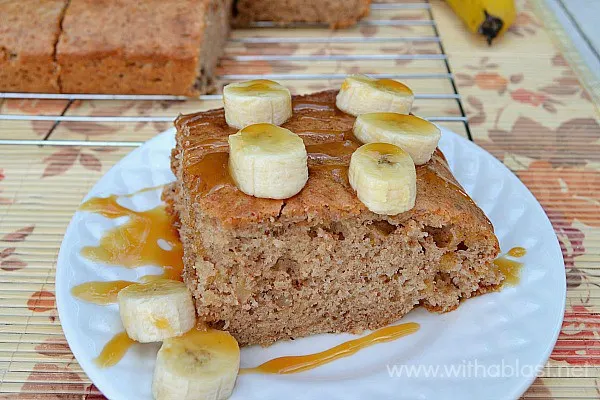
<box><xmin>0</xmin><ymin>0</ymin><xmax>471</xmax><ymax>147</ymax></box>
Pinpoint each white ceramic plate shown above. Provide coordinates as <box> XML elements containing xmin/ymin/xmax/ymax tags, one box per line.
<box><xmin>56</xmin><ymin>127</ymin><xmax>566</xmax><ymax>400</ymax></box>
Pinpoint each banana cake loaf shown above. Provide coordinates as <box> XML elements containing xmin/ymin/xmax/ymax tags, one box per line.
<box><xmin>232</xmin><ymin>0</ymin><xmax>371</xmax><ymax>28</ymax></box>
<box><xmin>56</xmin><ymin>0</ymin><xmax>231</xmax><ymax>95</ymax></box>
<box><xmin>0</xmin><ymin>0</ymin><xmax>68</xmax><ymax>92</ymax></box>
<box><xmin>164</xmin><ymin>89</ymin><xmax>502</xmax><ymax>346</ymax></box>
<box><xmin>1</xmin><ymin>0</ymin><xmax>372</xmax><ymax>94</ymax></box>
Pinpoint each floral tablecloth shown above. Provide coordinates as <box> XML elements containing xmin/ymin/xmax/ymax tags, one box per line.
<box><xmin>0</xmin><ymin>0</ymin><xmax>598</xmax><ymax>398</ymax></box>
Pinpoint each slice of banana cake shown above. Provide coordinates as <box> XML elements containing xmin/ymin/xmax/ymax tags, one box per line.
<box><xmin>166</xmin><ymin>89</ymin><xmax>501</xmax><ymax>347</ymax></box>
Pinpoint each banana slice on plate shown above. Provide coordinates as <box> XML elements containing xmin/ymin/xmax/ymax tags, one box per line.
<box><xmin>349</xmin><ymin>143</ymin><xmax>416</xmax><ymax>215</ymax></box>
<box><xmin>152</xmin><ymin>328</ymin><xmax>240</xmax><ymax>400</ymax></box>
<box><xmin>223</xmin><ymin>79</ymin><xmax>292</xmax><ymax>129</ymax></box>
<box><xmin>353</xmin><ymin>113</ymin><xmax>441</xmax><ymax>165</ymax></box>
<box><xmin>228</xmin><ymin>123</ymin><xmax>308</xmax><ymax>199</ymax></box>
<box><xmin>117</xmin><ymin>279</ymin><xmax>196</xmax><ymax>343</ymax></box>
<box><xmin>336</xmin><ymin>74</ymin><xmax>414</xmax><ymax>116</ymax></box>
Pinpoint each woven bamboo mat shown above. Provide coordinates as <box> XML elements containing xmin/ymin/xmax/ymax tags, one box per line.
<box><xmin>0</xmin><ymin>0</ymin><xmax>599</xmax><ymax>398</ymax></box>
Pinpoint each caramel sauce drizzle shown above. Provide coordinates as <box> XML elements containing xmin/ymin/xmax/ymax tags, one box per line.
<box><xmin>72</xmin><ymin>187</ymin><xmax>185</xmax><ymax>367</ymax></box>
<box><xmin>183</xmin><ymin>103</ymin><xmax>361</xmax><ymax>196</ymax></box>
<box><xmin>241</xmin><ymin>323</ymin><xmax>419</xmax><ymax>375</ymax></box>
<box><xmin>495</xmin><ymin>247</ymin><xmax>526</xmax><ymax>286</ymax></box>
<box><xmin>296</xmin><ymin>129</ymin><xmax>346</xmax><ymax>143</ymax></box>
<box><xmin>306</xmin><ymin>141</ymin><xmax>359</xmax><ymax>163</ymax></box>
<box><xmin>79</xmin><ymin>195</ymin><xmax>183</xmax><ymax>281</ymax></box>
<box><xmin>293</xmin><ymin>102</ymin><xmax>338</xmax><ymax>112</ymax></box>
<box><xmin>94</xmin><ymin>331</ymin><xmax>136</xmax><ymax>368</ymax></box>
<box><xmin>187</xmin><ymin>151</ymin><xmax>236</xmax><ymax>197</ymax></box>
<box><xmin>373</xmin><ymin>78</ymin><xmax>410</xmax><ymax>93</ymax></box>
<box><xmin>341</xmin><ymin>78</ymin><xmax>409</xmax><ymax>94</ymax></box>
<box><xmin>229</xmin><ymin>79</ymin><xmax>286</xmax><ymax>95</ymax></box>
<box><xmin>183</xmin><ymin>137</ymin><xmax>235</xmax><ymax>197</ymax></box>
<box><xmin>508</xmin><ymin>246</ymin><xmax>526</xmax><ymax>258</ymax></box>
<box><xmin>71</xmin><ymin>280</ymin><xmax>134</xmax><ymax>304</ymax></box>
<box><xmin>187</xmin><ymin>137</ymin><xmax>229</xmax><ymax>155</ymax></box>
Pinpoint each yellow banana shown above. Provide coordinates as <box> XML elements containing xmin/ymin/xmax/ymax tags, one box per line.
<box><xmin>445</xmin><ymin>0</ymin><xmax>517</xmax><ymax>44</ymax></box>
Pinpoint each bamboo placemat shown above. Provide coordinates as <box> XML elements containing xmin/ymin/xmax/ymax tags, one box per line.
<box><xmin>0</xmin><ymin>0</ymin><xmax>598</xmax><ymax>398</ymax></box>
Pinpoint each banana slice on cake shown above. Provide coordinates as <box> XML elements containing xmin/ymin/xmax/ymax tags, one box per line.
<box><xmin>152</xmin><ymin>328</ymin><xmax>240</xmax><ymax>400</ymax></box>
<box><xmin>117</xmin><ymin>279</ymin><xmax>196</xmax><ymax>343</ymax></box>
<box><xmin>228</xmin><ymin>123</ymin><xmax>308</xmax><ymax>199</ymax></box>
<box><xmin>349</xmin><ymin>143</ymin><xmax>416</xmax><ymax>215</ymax></box>
<box><xmin>223</xmin><ymin>79</ymin><xmax>292</xmax><ymax>129</ymax></box>
<box><xmin>353</xmin><ymin>113</ymin><xmax>441</xmax><ymax>165</ymax></box>
<box><xmin>336</xmin><ymin>75</ymin><xmax>414</xmax><ymax>116</ymax></box>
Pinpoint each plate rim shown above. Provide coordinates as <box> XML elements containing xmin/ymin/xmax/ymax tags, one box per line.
<box><xmin>55</xmin><ymin>127</ymin><xmax>566</xmax><ymax>400</ymax></box>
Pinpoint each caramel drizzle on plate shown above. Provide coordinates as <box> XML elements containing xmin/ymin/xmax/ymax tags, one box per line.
<box><xmin>94</xmin><ymin>331</ymin><xmax>136</xmax><ymax>368</ymax></box>
<box><xmin>507</xmin><ymin>246</ymin><xmax>526</xmax><ymax>258</ymax></box>
<box><xmin>495</xmin><ymin>247</ymin><xmax>526</xmax><ymax>286</ymax></box>
<box><xmin>73</xmin><ymin>187</ymin><xmax>184</xmax><ymax>367</ymax></box>
<box><xmin>71</xmin><ymin>280</ymin><xmax>135</xmax><ymax>305</ymax></box>
<box><xmin>241</xmin><ymin>322</ymin><xmax>420</xmax><ymax>375</ymax></box>
<box><xmin>73</xmin><ymin>189</ymin><xmax>183</xmax><ymax>303</ymax></box>
<box><xmin>78</xmin><ymin>194</ymin><xmax>183</xmax><ymax>281</ymax></box>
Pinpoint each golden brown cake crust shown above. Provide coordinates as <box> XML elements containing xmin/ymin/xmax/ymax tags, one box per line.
<box><xmin>233</xmin><ymin>0</ymin><xmax>372</xmax><ymax>28</ymax></box>
<box><xmin>175</xmin><ymin>90</ymin><xmax>493</xmax><ymax>233</ymax></box>
<box><xmin>0</xmin><ymin>0</ymin><xmax>68</xmax><ymax>92</ymax></box>
<box><xmin>57</xmin><ymin>0</ymin><xmax>231</xmax><ymax>95</ymax></box>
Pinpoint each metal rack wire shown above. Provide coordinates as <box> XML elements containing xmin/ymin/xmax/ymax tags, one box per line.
<box><xmin>0</xmin><ymin>0</ymin><xmax>471</xmax><ymax>147</ymax></box>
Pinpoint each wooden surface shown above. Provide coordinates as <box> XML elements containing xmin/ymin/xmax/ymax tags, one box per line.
<box><xmin>0</xmin><ymin>0</ymin><xmax>598</xmax><ymax>398</ymax></box>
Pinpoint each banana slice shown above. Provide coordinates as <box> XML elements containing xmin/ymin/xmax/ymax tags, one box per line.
<box><xmin>223</xmin><ymin>79</ymin><xmax>292</xmax><ymax>129</ymax></box>
<box><xmin>349</xmin><ymin>143</ymin><xmax>416</xmax><ymax>215</ymax></box>
<box><xmin>336</xmin><ymin>75</ymin><xmax>414</xmax><ymax>116</ymax></box>
<box><xmin>117</xmin><ymin>279</ymin><xmax>196</xmax><ymax>343</ymax></box>
<box><xmin>228</xmin><ymin>123</ymin><xmax>308</xmax><ymax>199</ymax></box>
<box><xmin>353</xmin><ymin>113</ymin><xmax>441</xmax><ymax>165</ymax></box>
<box><xmin>152</xmin><ymin>328</ymin><xmax>240</xmax><ymax>400</ymax></box>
